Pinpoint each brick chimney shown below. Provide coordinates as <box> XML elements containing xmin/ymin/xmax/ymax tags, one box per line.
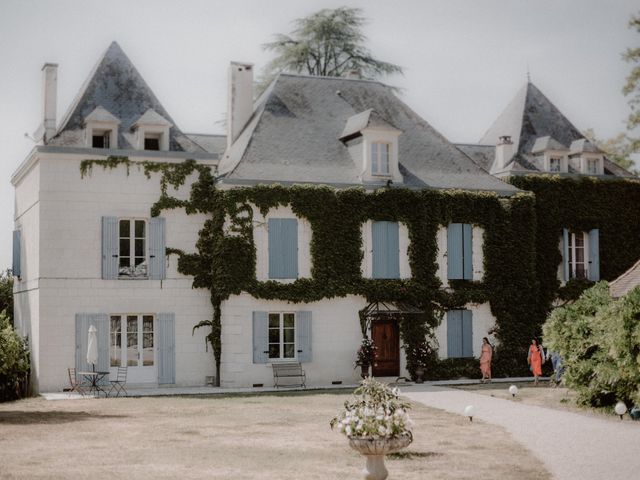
<box><xmin>227</xmin><ymin>62</ymin><xmax>253</xmax><ymax>149</ymax></box>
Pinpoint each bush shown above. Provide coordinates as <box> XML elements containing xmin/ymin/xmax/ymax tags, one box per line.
<box><xmin>0</xmin><ymin>310</ymin><xmax>30</xmax><ymax>401</ymax></box>
<box><xmin>0</xmin><ymin>270</ymin><xmax>13</xmax><ymax>324</ymax></box>
<box><xmin>543</xmin><ymin>282</ymin><xmax>640</xmax><ymax>407</ymax></box>
<box><xmin>425</xmin><ymin>358</ymin><xmax>480</xmax><ymax>380</ymax></box>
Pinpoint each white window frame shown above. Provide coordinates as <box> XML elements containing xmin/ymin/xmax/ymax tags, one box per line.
<box><xmin>118</xmin><ymin>218</ymin><xmax>148</xmax><ymax>278</ymax></box>
<box><xmin>109</xmin><ymin>313</ymin><xmax>155</xmax><ymax>368</ymax></box>
<box><xmin>568</xmin><ymin>231</ymin><xmax>589</xmax><ymax>279</ymax></box>
<box><xmin>86</xmin><ymin>123</ymin><xmax>118</xmax><ymax>149</ymax></box>
<box><xmin>586</xmin><ymin>158</ymin><xmax>598</xmax><ymax>175</ymax></box>
<box><xmin>371</xmin><ymin>141</ymin><xmax>391</xmax><ymax>176</ymax></box>
<box><xmin>268</xmin><ymin>312</ymin><xmax>297</xmax><ymax>361</ymax></box>
<box><xmin>549</xmin><ymin>156</ymin><xmax>561</xmax><ymax>173</ymax></box>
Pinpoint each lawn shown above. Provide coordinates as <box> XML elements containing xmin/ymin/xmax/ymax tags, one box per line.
<box><xmin>0</xmin><ymin>390</ymin><xmax>549</xmax><ymax>479</ymax></box>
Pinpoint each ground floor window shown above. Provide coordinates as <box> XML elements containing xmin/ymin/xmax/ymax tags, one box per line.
<box><xmin>268</xmin><ymin>312</ymin><xmax>296</xmax><ymax>360</ymax></box>
<box><xmin>110</xmin><ymin>314</ymin><xmax>154</xmax><ymax>367</ymax></box>
<box><xmin>568</xmin><ymin>231</ymin><xmax>588</xmax><ymax>279</ymax></box>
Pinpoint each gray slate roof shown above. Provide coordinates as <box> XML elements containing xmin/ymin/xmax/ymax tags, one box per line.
<box><xmin>185</xmin><ymin>134</ymin><xmax>227</xmax><ymax>155</ymax></box>
<box><xmin>50</xmin><ymin>42</ymin><xmax>205</xmax><ymax>154</ymax></box>
<box><xmin>219</xmin><ymin>74</ymin><xmax>517</xmax><ymax>193</ymax></box>
<box><xmin>610</xmin><ymin>259</ymin><xmax>640</xmax><ymax>298</ymax></box>
<box><xmin>479</xmin><ymin>82</ymin><xmax>584</xmax><ymax>155</ymax></box>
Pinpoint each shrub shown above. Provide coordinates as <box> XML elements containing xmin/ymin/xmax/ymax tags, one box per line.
<box><xmin>543</xmin><ymin>282</ymin><xmax>640</xmax><ymax>407</ymax></box>
<box><xmin>0</xmin><ymin>310</ymin><xmax>30</xmax><ymax>401</ymax></box>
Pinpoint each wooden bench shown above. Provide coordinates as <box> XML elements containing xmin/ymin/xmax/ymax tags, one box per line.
<box><xmin>272</xmin><ymin>362</ymin><xmax>306</xmax><ymax>388</ymax></box>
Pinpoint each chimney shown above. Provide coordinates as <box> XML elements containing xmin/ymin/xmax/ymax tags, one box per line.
<box><xmin>493</xmin><ymin>135</ymin><xmax>514</xmax><ymax>172</ymax></box>
<box><xmin>227</xmin><ymin>62</ymin><xmax>254</xmax><ymax>148</ymax></box>
<box><xmin>39</xmin><ymin>63</ymin><xmax>58</xmax><ymax>143</ymax></box>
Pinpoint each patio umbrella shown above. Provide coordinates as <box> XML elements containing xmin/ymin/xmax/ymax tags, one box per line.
<box><xmin>87</xmin><ymin>325</ymin><xmax>98</xmax><ymax>372</ymax></box>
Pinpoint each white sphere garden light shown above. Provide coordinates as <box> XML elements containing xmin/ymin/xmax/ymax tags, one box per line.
<box><xmin>508</xmin><ymin>385</ymin><xmax>518</xmax><ymax>398</ymax></box>
<box><xmin>464</xmin><ymin>405</ymin><xmax>476</xmax><ymax>422</ymax></box>
<box><xmin>614</xmin><ymin>401</ymin><xmax>627</xmax><ymax>420</ymax></box>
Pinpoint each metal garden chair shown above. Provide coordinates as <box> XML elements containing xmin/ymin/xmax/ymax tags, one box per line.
<box><xmin>67</xmin><ymin>368</ymin><xmax>86</xmax><ymax>397</ymax></box>
<box><xmin>108</xmin><ymin>366</ymin><xmax>128</xmax><ymax>397</ymax></box>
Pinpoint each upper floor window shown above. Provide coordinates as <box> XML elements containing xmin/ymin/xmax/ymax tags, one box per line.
<box><xmin>119</xmin><ymin>219</ymin><xmax>147</xmax><ymax>278</ymax></box>
<box><xmin>102</xmin><ymin>216</ymin><xmax>166</xmax><ymax>281</ymax></box>
<box><xmin>447</xmin><ymin>223</ymin><xmax>473</xmax><ymax>280</ymax></box>
<box><xmin>562</xmin><ymin>228</ymin><xmax>600</xmax><ymax>282</ymax></box>
<box><xmin>549</xmin><ymin>157</ymin><xmax>561</xmax><ymax>173</ymax></box>
<box><xmin>268</xmin><ymin>312</ymin><xmax>296</xmax><ymax>360</ymax></box>
<box><xmin>586</xmin><ymin>158</ymin><xmax>598</xmax><ymax>175</ymax></box>
<box><xmin>92</xmin><ymin>130</ymin><xmax>111</xmax><ymax>149</ymax></box>
<box><xmin>371</xmin><ymin>142</ymin><xmax>390</xmax><ymax>175</ymax></box>
<box><xmin>268</xmin><ymin>218</ymin><xmax>298</xmax><ymax>279</ymax></box>
<box><xmin>144</xmin><ymin>134</ymin><xmax>161</xmax><ymax>151</ymax></box>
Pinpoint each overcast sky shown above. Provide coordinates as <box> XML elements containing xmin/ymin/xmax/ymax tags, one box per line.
<box><xmin>0</xmin><ymin>0</ymin><xmax>638</xmax><ymax>270</ymax></box>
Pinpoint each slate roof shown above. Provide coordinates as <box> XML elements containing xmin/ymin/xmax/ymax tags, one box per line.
<box><xmin>49</xmin><ymin>42</ymin><xmax>205</xmax><ymax>154</ymax></box>
<box><xmin>609</xmin><ymin>259</ymin><xmax>640</xmax><ymax>298</ymax></box>
<box><xmin>185</xmin><ymin>134</ymin><xmax>227</xmax><ymax>155</ymax></box>
<box><xmin>219</xmin><ymin>74</ymin><xmax>517</xmax><ymax>193</ymax></box>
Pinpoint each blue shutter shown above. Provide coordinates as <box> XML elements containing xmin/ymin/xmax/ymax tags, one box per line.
<box><xmin>12</xmin><ymin>230</ymin><xmax>21</xmax><ymax>278</ymax></box>
<box><xmin>296</xmin><ymin>311</ymin><xmax>312</xmax><ymax>363</ymax></box>
<box><xmin>386</xmin><ymin>222</ymin><xmax>400</xmax><ymax>279</ymax></box>
<box><xmin>252</xmin><ymin>311</ymin><xmax>269</xmax><ymax>364</ymax></box>
<box><xmin>268</xmin><ymin>219</ymin><xmax>298</xmax><ymax>279</ymax></box>
<box><xmin>463</xmin><ymin>224</ymin><xmax>473</xmax><ymax>280</ymax></box>
<box><xmin>157</xmin><ymin>313</ymin><xmax>175</xmax><ymax>384</ymax></box>
<box><xmin>562</xmin><ymin>228</ymin><xmax>569</xmax><ymax>282</ymax></box>
<box><xmin>102</xmin><ymin>217</ymin><xmax>119</xmax><ymax>279</ymax></box>
<box><xmin>149</xmin><ymin>217</ymin><xmax>166</xmax><ymax>280</ymax></box>
<box><xmin>447</xmin><ymin>223</ymin><xmax>463</xmax><ymax>280</ymax></box>
<box><xmin>75</xmin><ymin>313</ymin><xmax>108</xmax><ymax>375</ymax></box>
<box><xmin>588</xmin><ymin>229</ymin><xmax>600</xmax><ymax>281</ymax></box>
<box><xmin>372</xmin><ymin>221</ymin><xmax>399</xmax><ymax>279</ymax></box>
<box><xmin>447</xmin><ymin>310</ymin><xmax>463</xmax><ymax>358</ymax></box>
<box><xmin>462</xmin><ymin>310</ymin><xmax>473</xmax><ymax>358</ymax></box>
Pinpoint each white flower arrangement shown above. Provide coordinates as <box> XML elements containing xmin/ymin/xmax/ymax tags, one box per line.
<box><xmin>330</xmin><ymin>377</ymin><xmax>414</xmax><ymax>440</ymax></box>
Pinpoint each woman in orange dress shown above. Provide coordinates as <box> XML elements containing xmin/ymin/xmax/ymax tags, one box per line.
<box><xmin>528</xmin><ymin>338</ymin><xmax>543</xmax><ymax>385</ymax></box>
<box><xmin>479</xmin><ymin>337</ymin><xmax>493</xmax><ymax>382</ymax></box>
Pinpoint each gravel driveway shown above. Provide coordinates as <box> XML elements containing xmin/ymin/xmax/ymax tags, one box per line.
<box><xmin>402</xmin><ymin>385</ymin><xmax>640</xmax><ymax>480</ymax></box>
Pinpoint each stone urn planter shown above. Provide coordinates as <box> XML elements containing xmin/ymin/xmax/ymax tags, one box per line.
<box><xmin>414</xmin><ymin>366</ymin><xmax>425</xmax><ymax>384</ymax></box>
<box><xmin>349</xmin><ymin>433</ymin><xmax>413</xmax><ymax>480</ymax></box>
<box><xmin>360</xmin><ymin>363</ymin><xmax>370</xmax><ymax>379</ymax></box>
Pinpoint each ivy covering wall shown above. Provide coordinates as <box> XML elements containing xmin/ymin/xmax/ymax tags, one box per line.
<box><xmin>82</xmin><ymin>159</ymin><xmax>640</xmax><ymax>383</ymax></box>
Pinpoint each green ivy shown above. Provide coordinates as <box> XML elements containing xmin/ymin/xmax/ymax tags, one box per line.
<box><xmin>90</xmin><ymin>158</ymin><xmax>640</xmax><ymax>383</ymax></box>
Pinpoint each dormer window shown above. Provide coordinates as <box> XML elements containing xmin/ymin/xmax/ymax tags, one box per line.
<box><xmin>531</xmin><ymin>136</ymin><xmax>568</xmax><ymax>173</ymax></box>
<box><xmin>371</xmin><ymin>142</ymin><xmax>390</xmax><ymax>175</ymax></box>
<box><xmin>339</xmin><ymin>109</ymin><xmax>403</xmax><ymax>184</ymax></box>
<box><xmin>549</xmin><ymin>157</ymin><xmax>561</xmax><ymax>173</ymax></box>
<box><xmin>84</xmin><ymin>106</ymin><xmax>120</xmax><ymax>150</ymax></box>
<box><xmin>144</xmin><ymin>134</ymin><xmax>160</xmax><ymax>151</ymax></box>
<box><xmin>569</xmin><ymin>139</ymin><xmax>604</xmax><ymax>175</ymax></box>
<box><xmin>132</xmin><ymin>109</ymin><xmax>172</xmax><ymax>151</ymax></box>
<box><xmin>586</xmin><ymin>158</ymin><xmax>599</xmax><ymax>175</ymax></box>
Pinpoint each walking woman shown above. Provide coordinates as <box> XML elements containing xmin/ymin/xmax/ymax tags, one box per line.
<box><xmin>527</xmin><ymin>338</ymin><xmax>543</xmax><ymax>385</ymax></box>
<box><xmin>480</xmin><ymin>337</ymin><xmax>493</xmax><ymax>383</ymax></box>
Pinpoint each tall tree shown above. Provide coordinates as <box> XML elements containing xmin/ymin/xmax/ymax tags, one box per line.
<box><xmin>261</xmin><ymin>7</ymin><xmax>402</xmax><ymax>83</ymax></box>
<box><xmin>623</xmin><ymin>12</ymin><xmax>640</xmax><ymax>150</ymax></box>
<box><xmin>0</xmin><ymin>270</ymin><xmax>13</xmax><ymax>324</ymax></box>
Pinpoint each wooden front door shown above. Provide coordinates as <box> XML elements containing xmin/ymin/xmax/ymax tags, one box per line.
<box><xmin>371</xmin><ymin>319</ymin><xmax>400</xmax><ymax>377</ymax></box>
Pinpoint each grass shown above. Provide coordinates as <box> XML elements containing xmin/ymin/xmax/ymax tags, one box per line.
<box><xmin>451</xmin><ymin>382</ymin><xmax>623</xmax><ymax>421</ymax></box>
<box><xmin>0</xmin><ymin>391</ymin><xmax>550</xmax><ymax>479</ymax></box>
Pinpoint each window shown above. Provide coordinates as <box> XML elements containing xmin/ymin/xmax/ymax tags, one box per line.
<box><xmin>371</xmin><ymin>142</ymin><xmax>390</xmax><ymax>175</ymax></box>
<box><xmin>372</xmin><ymin>221</ymin><xmax>400</xmax><ymax>279</ymax></box>
<box><xmin>586</xmin><ymin>158</ymin><xmax>598</xmax><ymax>175</ymax></box>
<box><xmin>144</xmin><ymin>134</ymin><xmax>160</xmax><ymax>151</ymax></box>
<box><xmin>92</xmin><ymin>130</ymin><xmax>111</xmax><ymax>149</ymax></box>
<box><xmin>119</xmin><ymin>219</ymin><xmax>147</xmax><ymax>278</ymax></box>
<box><xmin>268</xmin><ymin>312</ymin><xmax>296</xmax><ymax>360</ymax></box>
<box><xmin>447</xmin><ymin>310</ymin><xmax>473</xmax><ymax>358</ymax></box>
<box><xmin>110</xmin><ymin>314</ymin><xmax>154</xmax><ymax>367</ymax></box>
<box><xmin>447</xmin><ymin>223</ymin><xmax>473</xmax><ymax>280</ymax></box>
<box><xmin>549</xmin><ymin>157</ymin><xmax>561</xmax><ymax>172</ymax></box>
<box><xmin>567</xmin><ymin>231</ymin><xmax>587</xmax><ymax>279</ymax></box>
<box><xmin>268</xmin><ymin>218</ymin><xmax>298</xmax><ymax>279</ymax></box>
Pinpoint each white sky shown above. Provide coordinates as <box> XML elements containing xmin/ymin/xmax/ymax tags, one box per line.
<box><xmin>0</xmin><ymin>0</ymin><xmax>638</xmax><ymax>270</ymax></box>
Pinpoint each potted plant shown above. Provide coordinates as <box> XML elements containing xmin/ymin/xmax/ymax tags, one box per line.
<box><xmin>406</xmin><ymin>341</ymin><xmax>432</xmax><ymax>383</ymax></box>
<box><xmin>354</xmin><ymin>338</ymin><xmax>377</xmax><ymax>378</ymax></box>
<box><xmin>331</xmin><ymin>378</ymin><xmax>413</xmax><ymax>480</ymax></box>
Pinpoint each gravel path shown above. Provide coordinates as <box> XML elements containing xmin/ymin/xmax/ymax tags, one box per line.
<box><xmin>403</xmin><ymin>385</ymin><xmax>640</xmax><ymax>480</ymax></box>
